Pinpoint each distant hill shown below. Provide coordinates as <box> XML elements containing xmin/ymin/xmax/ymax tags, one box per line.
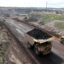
<box><xmin>0</xmin><ymin>7</ymin><xmax>64</xmax><ymax>15</ymax></box>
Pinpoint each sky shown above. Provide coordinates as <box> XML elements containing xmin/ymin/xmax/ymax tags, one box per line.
<box><xmin>0</xmin><ymin>0</ymin><xmax>64</xmax><ymax>8</ymax></box>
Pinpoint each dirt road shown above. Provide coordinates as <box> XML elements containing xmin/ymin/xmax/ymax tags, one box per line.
<box><xmin>4</xmin><ymin>18</ymin><xmax>64</xmax><ymax>64</ymax></box>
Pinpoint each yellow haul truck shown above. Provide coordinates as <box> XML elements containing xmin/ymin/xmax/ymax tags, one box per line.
<box><xmin>25</xmin><ymin>28</ymin><xmax>55</xmax><ymax>55</ymax></box>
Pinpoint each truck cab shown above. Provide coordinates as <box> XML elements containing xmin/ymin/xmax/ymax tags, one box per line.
<box><xmin>33</xmin><ymin>36</ymin><xmax>54</xmax><ymax>55</ymax></box>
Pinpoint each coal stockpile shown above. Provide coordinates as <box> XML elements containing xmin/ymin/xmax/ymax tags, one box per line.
<box><xmin>27</xmin><ymin>29</ymin><xmax>52</xmax><ymax>39</ymax></box>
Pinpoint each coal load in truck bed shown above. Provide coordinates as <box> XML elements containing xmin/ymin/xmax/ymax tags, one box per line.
<box><xmin>27</xmin><ymin>29</ymin><xmax>52</xmax><ymax>39</ymax></box>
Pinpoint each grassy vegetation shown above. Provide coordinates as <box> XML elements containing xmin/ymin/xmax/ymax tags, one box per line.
<box><xmin>52</xmin><ymin>15</ymin><xmax>64</xmax><ymax>21</ymax></box>
<box><xmin>54</xmin><ymin>22</ymin><xmax>64</xmax><ymax>30</ymax></box>
<box><xmin>39</xmin><ymin>15</ymin><xmax>52</xmax><ymax>25</ymax></box>
<box><xmin>1</xmin><ymin>50</ymin><xmax>7</xmax><ymax>56</ymax></box>
<box><xmin>42</xmin><ymin>15</ymin><xmax>53</xmax><ymax>22</ymax></box>
<box><xmin>39</xmin><ymin>14</ymin><xmax>64</xmax><ymax>25</ymax></box>
<box><xmin>0</xmin><ymin>57</ymin><xmax>2</xmax><ymax>64</ymax></box>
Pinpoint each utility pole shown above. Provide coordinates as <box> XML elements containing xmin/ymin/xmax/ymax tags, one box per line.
<box><xmin>46</xmin><ymin>1</ymin><xmax>48</xmax><ymax>12</ymax></box>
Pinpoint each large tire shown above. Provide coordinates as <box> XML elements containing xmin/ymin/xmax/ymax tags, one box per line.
<box><xmin>61</xmin><ymin>41</ymin><xmax>64</xmax><ymax>44</ymax></box>
<box><xmin>34</xmin><ymin>47</ymin><xmax>40</xmax><ymax>55</ymax></box>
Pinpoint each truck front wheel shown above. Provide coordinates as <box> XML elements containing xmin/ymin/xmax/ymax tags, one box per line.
<box><xmin>34</xmin><ymin>47</ymin><xmax>40</xmax><ymax>55</ymax></box>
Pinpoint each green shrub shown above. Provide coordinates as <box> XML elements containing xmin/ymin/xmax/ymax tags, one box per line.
<box><xmin>54</xmin><ymin>22</ymin><xmax>64</xmax><ymax>30</ymax></box>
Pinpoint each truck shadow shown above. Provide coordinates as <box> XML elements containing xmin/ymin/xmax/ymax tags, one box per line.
<box><xmin>29</xmin><ymin>48</ymin><xmax>64</xmax><ymax>64</ymax></box>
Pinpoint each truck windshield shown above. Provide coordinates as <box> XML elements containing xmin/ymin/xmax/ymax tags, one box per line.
<box><xmin>38</xmin><ymin>41</ymin><xmax>51</xmax><ymax>46</ymax></box>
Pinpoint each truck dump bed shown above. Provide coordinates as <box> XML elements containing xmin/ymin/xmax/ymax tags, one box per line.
<box><xmin>27</xmin><ymin>29</ymin><xmax>52</xmax><ymax>39</ymax></box>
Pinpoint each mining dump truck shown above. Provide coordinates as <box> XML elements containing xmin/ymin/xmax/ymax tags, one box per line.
<box><xmin>25</xmin><ymin>28</ymin><xmax>55</xmax><ymax>55</ymax></box>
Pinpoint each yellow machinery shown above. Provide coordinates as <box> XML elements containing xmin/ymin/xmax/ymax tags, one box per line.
<box><xmin>25</xmin><ymin>28</ymin><xmax>55</xmax><ymax>55</ymax></box>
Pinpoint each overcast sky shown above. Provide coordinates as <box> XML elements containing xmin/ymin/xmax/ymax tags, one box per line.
<box><xmin>0</xmin><ymin>0</ymin><xmax>64</xmax><ymax>8</ymax></box>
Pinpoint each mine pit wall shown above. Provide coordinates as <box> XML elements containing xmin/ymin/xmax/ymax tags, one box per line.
<box><xmin>0</xmin><ymin>20</ymin><xmax>24</xmax><ymax>64</ymax></box>
<box><xmin>0</xmin><ymin>21</ymin><xmax>11</xmax><ymax>64</ymax></box>
<box><xmin>0</xmin><ymin>21</ymin><xmax>20</xmax><ymax>64</ymax></box>
<box><xmin>3</xmin><ymin>20</ymin><xmax>39</xmax><ymax>64</ymax></box>
<box><xmin>13</xmin><ymin>18</ymin><xmax>61</xmax><ymax>38</ymax></box>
